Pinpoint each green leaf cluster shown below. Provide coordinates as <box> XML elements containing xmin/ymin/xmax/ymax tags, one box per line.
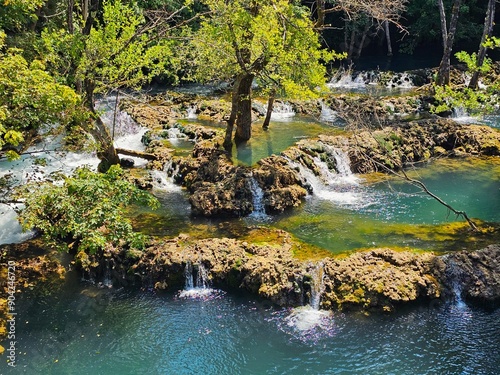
<box><xmin>190</xmin><ymin>0</ymin><xmax>343</xmax><ymax>99</ymax></box>
<box><xmin>18</xmin><ymin>165</ymin><xmax>159</xmax><ymax>265</ymax></box>
<box><xmin>0</xmin><ymin>0</ymin><xmax>44</xmax><ymax>31</ymax></box>
<box><xmin>0</xmin><ymin>31</ymin><xmax>80</xmax><ymax>159</ymax></box>
<box><xmin>77</xmin><ymin>0</ymin><xmax>177</xmax><ymax>95</ymax></box>
<box><xmin>431</xmin><ymin>37</ymin><xmax>500</xmax><ymax>114</ymax></box>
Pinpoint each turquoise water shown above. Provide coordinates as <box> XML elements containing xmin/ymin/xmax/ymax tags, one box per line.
<box><xmin>3</xmin><ymin>276</ymin><xmax>500</xmax><ymax>374</ymax></box>
<box><xmin>181</xmin><ymin>116</ymin><xmax>342</xmax><ymax>166</ymax></box>
<box><xmin>132</xmin><ymin>157</ymin><xmax>500</xmax><ymax>253</ymax></box>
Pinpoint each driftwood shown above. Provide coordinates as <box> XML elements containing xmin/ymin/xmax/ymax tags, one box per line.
<box><xmin>116</xmin><ymin>148</ymin><xmax>157</xmax><ymax>161</ymax></box>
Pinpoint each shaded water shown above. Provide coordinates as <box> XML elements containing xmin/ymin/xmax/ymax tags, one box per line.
<box><xmin>3</xmin><ymin>277</ymin><xmax>500</xmax><ymax>374</ymax></box>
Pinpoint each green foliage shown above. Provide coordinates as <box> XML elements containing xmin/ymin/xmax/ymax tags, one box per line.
<box><xmin>431</xmin><ymin>41</ymin><xmax>500</xmax><ymax>114</ymax></box>
<box><xmin>432</xmin><ymin>84</ymin><xmax>495</xmax><ymax>114</ymax></box>
<box><xmin>0</xmin><ymin>31</ymin><xmax>80</xmax><ymax>159</ymax></box>
<box><xmin>77</xmin><ymin>0</ymin><xmax>177</xmax><ymax>95</ymax></box>
<box><xmin>18</xmin><ymin>166</ymin><xmax>159</xmax><ymax>261</ymax></box>
<box><xmin>0</xmin><ymin>0</ymin><xmax>45</xmax><ymax>31</ymax></box>
<box><xmin>190</xmin><ymin>0</ymin><xmax>343</xmax><ymax>99</ymax></box>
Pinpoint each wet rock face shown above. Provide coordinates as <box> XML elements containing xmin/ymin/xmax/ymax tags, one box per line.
<box><xmin>438</xmin><ymin>245</ymin><xmax>500</xmax><ymax>308</ymax></box>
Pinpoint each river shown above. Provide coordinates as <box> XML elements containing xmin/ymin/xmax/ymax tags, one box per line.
<box><xmin>2</xmin><ymin>271</ymin><xmax>500</xmax><ymax>374</ymax></box>
<box><xmin>1</xmin><ymin>89</ymin><xmax>499</xmax><ymax>374</ymax></box>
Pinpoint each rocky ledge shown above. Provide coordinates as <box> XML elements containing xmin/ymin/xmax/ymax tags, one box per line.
<box><xmin>131</xmin><ymin>115</ymin><xmax>500</xmax><ymax>217</ymax></box>
<box><xmin>89</xmin><ymin>230</ymin><xmax>500</xmax><ymax>312</ymax></box>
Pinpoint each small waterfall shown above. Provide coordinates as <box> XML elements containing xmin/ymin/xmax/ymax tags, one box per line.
<box><xmin>451</xmin><ymin>107</ymin><xmax>480</xmax><ymax>124</ymax></box>
<box><xmin>308</xmin><ymin>262</ymin><xmax>325</xmax><ymax>310</ymax></box>
<box><xmin>270</xmin><ymin>102</ymin><xmax>295</xmax><ymax>120</ymax></box>
<box><xmin>385</xmin><ymin>72</ymin><xmax>414</xmax><ymax>89</ymax></box>
<box><xmin>319</xmin><ymin>101</ymin><xmax>337</xmax><ymax>123</ymax></box>
<box><xmin>179</xmin><ymin>261</ymin><xmax>214</xmax><ymax>299</ymax></box>
<box><xmin>100</xmin><ymin>259</ymin><xmax>113</xmax><ymax>289</ymax></box>
<box><xmin>248</xmin><ymin>175</ymin><xmax>269</xmax><ymax>220</ymax></box>
<box><xmin>166</xmin><ymin>127</ymin><xmax>189</xmax><ymax>146</ymax></box>
<box><xmin>445</xmin><ymin>257</ymin><xmax>467</xmax><ymax>309</ymax></box>
<box><xmin>324</xmin><ymin>146</ymin><xmax>358</xmax><ymax>184</ymax></box>
<box><xmin>286</xmin><ymin>147</ymin><xmax>362</xmax><ymax>206</ymax></box>
<box><xmin>186</xmin><ymin>105</ymin><xmax>198</xmax><ymax>119</ymax></box>
<box><xmin>284</xmin><ymin>263</ymin><xmax>332</xmax><ymax>334</ymax></box>
<box><xmin>150</xmin><ymin>161</ymin><xmax>181</xmax><ymax>192</ymax></box>
<box><xmin>328</xmin><ymin>71</ymin><xmax>367</xmax><ymax>89</ymax></box>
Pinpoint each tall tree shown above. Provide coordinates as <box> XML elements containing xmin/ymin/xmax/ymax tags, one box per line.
<box><xmin>191</xmin><ymin>0</ymin><xmax>341</xmax><ymax>149</ymax></box>
<box><xmin>38</xmin><ymin>0</ymin><xmax>176</xmax><ymax>171</ymax></box>
<box><xmin>468</xmin><ymin>0</ymin><xmax>496</xmax><ymax>89</ymax></box>
<box><xmin>436</xmin><ymin>0</ymin><xmax>461</xmax><ymax>85</ymax></box>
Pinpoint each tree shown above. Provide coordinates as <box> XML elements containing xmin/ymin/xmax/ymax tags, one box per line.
<box><xmin>18</xmin><ymin>165</ymin><xmax>159</xmax><ymax>268</ymax></box>
<box><xmin>191</xmin><ymin>0</ymin><xmax>341</xmax><ymax>149</ymax></box>
<box><xmin>436</xmin><ymin>0</ymin><xmax>461</xmax><ymax>85</ymax></box>
<box><xmin>0</xmin><ymin>0</ymin><xmax>45</xmax><ymax>32</ymax></box>
<box><xmin>306</xmin><ymin>0</ymin><xmax>407</xmax><ymax>60</ymax></box>
<box><xmin>468</xmin><ymin>0</ymin><xmax>496</xmax><ymax>89</ymax></box>
<box><xmin>0</xmin><ymin>31</ymin><xmax>80</xmax><ymax>160</ymax></box>
<box><xmin>34</xmin><ymin>0</ymin><xmax>177</xmax><ymax>171</ymax></box>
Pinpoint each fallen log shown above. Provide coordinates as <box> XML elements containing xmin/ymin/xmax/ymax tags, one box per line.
<box><xmin>116</xmin><ymin>148</ymin><xmax>158</xmax><ymax>161</ymax></box>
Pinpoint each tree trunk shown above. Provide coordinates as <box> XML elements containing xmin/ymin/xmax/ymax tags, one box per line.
<box><xmin>384</xmin><ymin>21</ymin><xmax>393</xmax><ymax>56</ymax></box>
<box><xmin>67</xmin><ymin>0</ymin><xmax>74</xmax><ymax>34</ymax></box>
<box><xmin>223</xmin><ymin>75</ymin><xmax>242</xmax><ymax>151</ymax></box>
<box><xmin>234</xmin><ymin>73</ymin><xmax>254</xmax><ymax>143</ymax></box>
<box><xmin>347</xmin><ymin>28</ymin><xmax>356</xmax><ymax>62</ymax></box>
<box><xmin>82</xmin><ymin>79</ymin><xmax>120</xmax><ymax>172</ymax></box>
<box><xmin>436</xmin><ymin>0</ymin><xmax>461</xmax><ymax>85</ymax></box>
<box><xmin>315</xmin><ymin>0</ymin><xmax>326</xmax><ymax>29</ymax></box>
<box><xmin>468</xmin><ymin>0</ymin><xmax>496</xmax><ymax>89</ymax></box>
<box><xmin>437</xmin><ymin>0</ymin><xmax>448</xmax><ymax>51</ymax></box>
<box><xmin>262</xmin><ymin>89</ymin><xmax>276</xmax><ymax>130</ymax></box>
<box><xmin>355</xmin><ymin>21</ymin><xmax>371</xmax><ymax>59</ymax></box>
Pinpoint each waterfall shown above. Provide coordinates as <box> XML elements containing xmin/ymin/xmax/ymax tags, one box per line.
<box><xmin>179</xmin><ymin>261</ymin><xmax>214</xmax><ymax>299</ymax></box>
<box><xmin>284</xmin><ymin>262</ymin><xmax>332</xmax><ymax>334</ymax></box>
<box><xmin>100</xmin><ymin>259</ymin><xmax>113</xmax><ymax>289</ymax></box>
<box><xmin>309</xmin><ymin>263</ymin><xmax>325</xmax><ymax>310</ymax></box>
<box><xmin>451</xmin><ymin>107</ymin><xmax>480</xmax><ymax>124</ymax></box>
<box><xmin>324</xmin><ymin>146</ymin><xmax>358</xmax><ymax>184</ymax></box>
<box><xmin>445</xmin><ymin>257</ymin><xmax>467</xmax><ymax>309</ymax></box>
<box><xmin>270</xmin><ymin>102</ymin><xmax>295</xmax><ymax>120</ymax></box>
<box><xmin>385</xmin><ymin>72</ymin><xmax>414</xmax><ymax>89</ymax></box>
<box><xmin>248</xmin><ymin>175</ymin><xmax>269</xmax><ymax>220</ymax></box>
<box><xmin>328</xmin><ymin>71</ymin><xmax>367</xmax><ymax>89</ymax></box>
<box><xmin>150</xmin><ymin>161</ymin><xmax>181</xmax><ymax>192</ymax></box>
<box><xmin>319</xmin><ymin>101</ymin><xmax>337</xmax><ymax>123</ymax></box>
<box><xmin>186</xmin><ymin>105</ymin><xmax>198</xmax><ymax>119</ymax></box>
<box><xmin>286</xmin><ymin>147</ymin><xmax>362</xmax><ymax>206</ymax></box>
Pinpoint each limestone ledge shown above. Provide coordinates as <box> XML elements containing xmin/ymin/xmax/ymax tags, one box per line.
<box><xmin>97</xmin><ymin>232</ymin><xmax>500</xmax><ymax>312</ymax></box>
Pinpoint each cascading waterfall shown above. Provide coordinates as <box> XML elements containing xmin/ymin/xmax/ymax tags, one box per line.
<box><xmin>270</xmin><ymin>102</ymin><xmax>295</xmax><ymax>120</ymax></box>
<box><xmin>319</xmin><ymin>101</ymin><xmax>337</xmax><ymax>123</ymax></box>
<box><xmin>179</xmin><ymin>261</ymin><xmax>214</xmax><ymax>298</ymax></box>
<box><xmin>286</xmin><ymin>147</ymin><xmax>362</xmax><ymax>206</ymax></box>
<box><xmin>308</xmin><ymin>262</ymin><xmax>325</xmax><ymax>310</ymax></box>
<box><xmin>284</xmin><ymin>262</ymin><xmax>332</xmax><ymax>334</ymax></box>
<box><xmin>248</xmin><ymin>175</ymin><xmax>269</xmax><ymax>220</ymax></box>
<box><xmin>451</xmin><ymin>107</ymin><xmax>480</xmax><ymax>124</ymax></box>
<box><xmin>150</xmin><ymin>160</ymin><xmax>181</xmax><ymax>192</ymax></box>
<box><xmin>186</xmin><ymin>105</ymin><xmax>198</xmax><ymax>119</ymax></box>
